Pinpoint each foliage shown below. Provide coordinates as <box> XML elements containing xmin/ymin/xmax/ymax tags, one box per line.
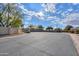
<box><xmin>10</xmin><ymin>19</ymin><xmax>22</xmax><ymax>28</ymax></box>
<box><xmin>54</xmin><ymin>28</ymin><xmax>62</xmax><ymax>32</ymax></box>
<box><xmin>75</xmin><ymin>27</ymin><xmax>79</xmax><ymax>34</ymax></box>
<box><xmin>29</xmin><ymin>25</ymin><xmax>36</xmax><ymax>30</ymax></box>
<box><xmin>46</xmin><ymin>26</ymin><xmax>53</xmax><ymax>31</ymax></box>
<box><xmin>37</xmin><ymin>25</ymin><xmax>44</xmax><ymax>30</ymax></box>
<box><xmin>75</xmin><ymin>29</ymin><xmax>79</xmax><ymax>34</ymax></box>
<box><xmin>0</xmin><ymin>3</ymin><xmax>23</xmax><ymax>28</ymax></box>
<box><xmin>64</xmin><ymin>25</ymin><xmax>73</xmax><ymax>32</ymax></box>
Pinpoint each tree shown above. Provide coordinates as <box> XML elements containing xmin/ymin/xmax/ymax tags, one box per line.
<box><xmin>0</xmin><ymin>4</ymin><xmax>6</xmax><ymax>27</ymax></box>
<box><xmin>54</xmin><ymin>28</ymin><xmax>62</xmax><ymax>32</ymax></box>
<box><xmin>10</xmin><ymin>18</ymin><xmax>22</xmax><ymax>28</ymax></box>
<box><xmin>29</xmin><ymin>24</ymin><xmax>34</xmax><ymax>30</ymax></box>
<box><xmin>46</xmin><ymin>26</ymin><xmax>53</xmax><ymax>31</ymax></box>
<box><xmin>0</xmin><ymin>3</ymin><xmax>23</xmax><ymax>28</ymax></box>
<box><xmin>0</xmin><ymin>13</ymin><xmax>4</xmax><ymax>27</ymax></box>
<box><xmin>29</xmin><ymin>24</ymin><xmax>34</xmax><ymax>28</ymax></box>
<box><xmin>37</xmin><ymin>25</ymin><xmax>44</xmax><ymax>30</ymax></box>
<box><xmin>74</xmin><ymin>27</ymin><xmax>79</xmax><ymax>34</ymax></box>
<box><xmin>64</xmin><ymin>25</ymin><xmax>73</xmax><ymax>32</ymax></box>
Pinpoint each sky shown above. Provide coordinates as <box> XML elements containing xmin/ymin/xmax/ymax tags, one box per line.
<box><xmin>15</xmin><ymin>3</ymin><xmax>79</xmax><ymax>28</ymax></box>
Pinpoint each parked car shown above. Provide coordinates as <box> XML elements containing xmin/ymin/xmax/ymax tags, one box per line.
<box><xmin>25</xmin><ymin>27</ymin><xmax>31</xmax><ymax>33</ymax></box>
<box><xmin>22</xmin><ymin>27</ymin><xmax>31</xmax><ymax>33</ymax></box>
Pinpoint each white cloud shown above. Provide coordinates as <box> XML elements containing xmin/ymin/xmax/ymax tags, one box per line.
<box><xmin>32</xmin><ymin>11</ymin><xmax>45</xmax><ymax>20</ymax></box>
<box><xmin>18</xmin><ymin>4</ymin><xmax>28</xmax><ymax>13</ymax></box>
<box><xmin>17</xmin><ymin>4</ymin><xmax>46</xmax><ymax>21</ymax></box>
<box><xmin>41</xmin><ymin>3</ymin><xmax>56</xmax><ymax>13</ymax></box>
<box><xmin>62</xmin><ymin>13</ymin><xmax>79</xmax><ymax>27</ymax></box>
<box><xmin>68</xmin><ymin>8</ymin><xmax>73</xmax><ymax>12</ymax></box>
<box><xmin>56</xmin><ymin>10</ymin><xmax>63</xmax><ymax>14</ymax></box>
<box><xmin>17</xmin><ymin>3</ymin><xmax>79</xmax><ymax>27</ymax></box>
<box><xmin>26</xmin><ymin>16</ymin><xmax>32</xmax><ymax>20</ymax></box>
<box><xmin>16</xmin><ymin>3</ymin><xmax>79</xmax><ymax>28</ymax></box>
<box><xmin>17</xmin><ymin>3</ymin><xmax>58</xmax><ymax>21</ymax></box>
<box><xmin>51</xmin><ymin>18</ymin><xmax>63</xmax><ymax>24</ymax></box>
<box><xmin>61</xmin><ymin>8</ymin><xmax>73</xmax><ymax>17</ymax></box>
<box><xmin>24</xmin><ymin>22</ymin><xmax>29</xmax><ymax>28</ymax></box>
<box><xmin>18</xmin><ymin>4</ymin><xmax>36</xmax><ymax>16</ymax></box>
<box><xmin>47</xmin><ymin>16</ymin><xmax>59</xmax><ymax>20</ymax></box>
<box><xmin>72</xmin><ymin>3</ymin><xmax>79</xmax><ymax>5</ymax></box>
<box><xmin>47</xmin><ymin>16</ymin><xmax>63</xmax><ymax>26</ymax></box>
<box><xmin>35</xmin><ymin>12</ymin><xmax>44</xmax><ymax>16</ymax></box>
<box><xmin>56</xmin><ymin>9</ymin><xmax>72</xmax><ymax>17</ymax></box>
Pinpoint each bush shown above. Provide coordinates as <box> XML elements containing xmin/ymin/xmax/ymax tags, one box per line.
<box><xmin>54</xmin><ymin>28</ymin><xmax>62</xmax><ymax>32</ymax></box>
<box><xmin>68</xmin><ymin>28</ymin><xmax>75</xmax><ymax>33</ymax></box>
<box><xmin>69</xmin><ymin>30</ymin><xmax>74</xmax><ymax>33</ymax></box>
<box><xmin>75</xmin><ymin>29</ymin><xmax>79</xmax><ymax>34</ymax></box>
<box><xmin>46</xmin><ymin>26</ymin><xmax>53</xmax><ymax>31</ymax></box>
<box><xmin>64</xmin><ymin>25</ymin><xmax>73</xmax><ymax>32</ymax></box>
<box><xmin>64</xmin><ymin>30</ymin><xmax>69</xmax><ymax>32</ymax></box>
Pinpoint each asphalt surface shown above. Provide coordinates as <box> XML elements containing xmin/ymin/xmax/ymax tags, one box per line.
<box><xmin>0</xmin><ymin>32</ymin><xmax>78</xmax><ymax>56</ymax></box>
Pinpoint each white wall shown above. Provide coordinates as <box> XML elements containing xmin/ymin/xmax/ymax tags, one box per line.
<box><xmin>0</xmin><ymin>27</ymin><xmax>22</xmax><ymax>35</ymax></box>
<box><xmin>0</xmin><ymin>27</ymin><xmax>8</xmax><ymax>34</ymax></box>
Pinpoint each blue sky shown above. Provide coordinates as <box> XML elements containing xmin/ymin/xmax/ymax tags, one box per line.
<box><xmin>18</xmin><ymin>3</ymin><xmax>79</xmax><ymax>28</ymax></box>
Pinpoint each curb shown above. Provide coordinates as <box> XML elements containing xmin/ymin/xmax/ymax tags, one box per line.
<box><xmin>69</xmin><ymin>33</ymin><xmax>79</xmax><ymax>55</ymax></box>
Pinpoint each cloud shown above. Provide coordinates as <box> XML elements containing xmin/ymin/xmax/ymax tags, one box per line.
<box><xmin>41</xmin><ymin>3</ymin><xmax>56</xmax><ymax>13</ymax></box>
<box><xmin>61</xmin><ymin>11</ymin><xmax>69</xmax><ymax>17</ymax></box>
<box><xmin>59</xmin><ymin>6</ymin><xmax>74</xmax><ymax>17</ymax></box>
<box><xmin>48</xmin><ymin>16</ymin><xmax>59</xmax><ymax>19</ymax></box>
<box><xmin>35</xmin><ymin>12</ymin><xmax>44</xmax><ymax>16</ymax></box>
<box><xmin>18</xmin><ymin>4</ymin><xmax>36</xmax><ymax>16</ymax></box>
<box><xmin>17</xmin><ymin>3</ymin><xmax>79</xmax><ymax>28</ymax></box>
<box><xmin>17</xmin><ymin>4</ymin><xmax>28</xmax><ymax>13</ymax></box>
<box><xmin>25</xmin><ymin>16</ymin><xmax>32</xmax><ymax>20</ymax></box>
<box><xmin>23</xmin><ymin>22</ymin><xmax>29</xmax><ymax>28</ymax></box>
<box><xmin>17</xmin><ymin>4</ymin><xmax>45</xmax><ymax>20</ymax></box>
<box><xmin>72</xmin><ymin>3</ymin><xmax>79</xmax><ymax>5</ymax></box>
<box><xmin>68</xmin><ymin>8</ymin><xmax>73</xmax><ymax>12</ymax></box>
<box><xmin>47</xmin><ymin>16</ymin><xmax>63</xmax><ymax>26</ymax></box>
<box><xmin>56</xmin><ymin>10</ymin><xmax>63</xmax><ymax>14</ymax></box>
<box><xmin>17</xmin><ymin>3</ymin><xmax>57</xmax><ymax>21</ymax></box>
<box><xmin>34</xmin><ymin>11</ymin><xmax>45</xmax><ymax>20</ymax></box>
<box><xmin>62</xmin><ymin>13</ymin><xmax>79</xmax><ymax>27</ymax></box>
<box><xmin>61</xmin><ymin>8</ymin><xmax>73</xmax><ymax>17</ymax></box>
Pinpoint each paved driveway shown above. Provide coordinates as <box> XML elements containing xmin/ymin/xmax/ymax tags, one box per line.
<box><xmin>0</xmin><ymin>32</ymin><xmax>78</xmax><ymax>56</ymax></box>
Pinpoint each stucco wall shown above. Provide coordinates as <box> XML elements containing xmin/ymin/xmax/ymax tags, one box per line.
<box><xmin>0</xmin><ymin>27</ymin><xmax>22</xmax><ymax>35</ymax></box>
<box><xmin>0</xmin><ymin>27</ymin><xmax>8</xmax><ymax>34</ymax></box>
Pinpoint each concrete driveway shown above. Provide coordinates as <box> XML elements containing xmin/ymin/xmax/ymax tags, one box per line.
<box><xmin>0</xmin><ymin>32</ymin><xmax>78</xmax><ymax>56</ymax></box>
